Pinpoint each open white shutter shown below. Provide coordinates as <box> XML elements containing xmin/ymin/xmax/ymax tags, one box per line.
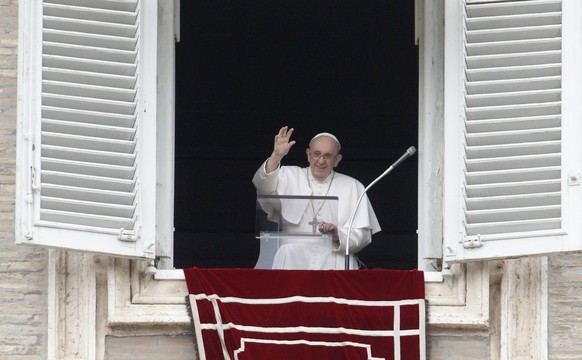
<box><xmin>16</xmin><ymin>0</ymin><xmax>157</xmax><ymax>259</ymax></box>
<box><xmin>443</xmin><ymin>0</ymin><xmax>582</xmax><ymax>262</ymax></box>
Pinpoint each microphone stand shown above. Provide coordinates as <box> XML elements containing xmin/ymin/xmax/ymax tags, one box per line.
<box><xmin>344</xmin><ymin>146</ymin><xmax>417</xmax><ymax>270</ymax></box>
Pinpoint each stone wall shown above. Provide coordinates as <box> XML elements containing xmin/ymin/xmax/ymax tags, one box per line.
<box><xmin>549</xmin><ymin>254</ymin><xmax>582</xmax><ymax>360</ymax></box>
<box><xmin>105</xmin><ymin>336</ymin><xmax>196</xmax><ymax>360</ymax></box>
<box><xmin>0</xmin><ymin>0</ymin><xmax>48</xmax><ymax>358</ymax></box>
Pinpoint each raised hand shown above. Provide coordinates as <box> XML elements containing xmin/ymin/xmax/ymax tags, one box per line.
<box><xmin>273</xmin><ymin>126</ymin><xmax>296</xmax><ymax>157</ymax></box>
<box><xmin>265</xmin><ymin>126</ymin><xmax>296</xmax><ymax>173</ymax></box>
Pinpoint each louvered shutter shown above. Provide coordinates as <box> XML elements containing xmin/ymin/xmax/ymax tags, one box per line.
<box><xmin>443</xmin><ymin>0</ymin><xmax>582</xmax><ymax>262</ymax></box>
<box><xmin>16</xmin><ymin>0</ymin><xmax>158</xmax><ymax>259</ymax></box>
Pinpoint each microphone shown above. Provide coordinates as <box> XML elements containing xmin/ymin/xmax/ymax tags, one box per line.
<box><xmin>390</xmin><ymin>146</ymin><xmax>417</xmax><ymax>169</ymax></box>
<box><xmin>344</xmin><ymin>146</ymin><xmax>417</xmax><ymax>270</ymax></box>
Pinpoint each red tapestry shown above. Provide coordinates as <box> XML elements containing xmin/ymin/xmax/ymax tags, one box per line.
<box><xmin>184</xmin><ymin>268</ymin><xmax>425</xmax><ymax>360</ymax></box>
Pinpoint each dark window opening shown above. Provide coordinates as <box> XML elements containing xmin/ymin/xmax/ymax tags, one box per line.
<box><xmin>174</xmin><ymin>1</ymin><xmax>418</xmax><ymax>269</ymax></box>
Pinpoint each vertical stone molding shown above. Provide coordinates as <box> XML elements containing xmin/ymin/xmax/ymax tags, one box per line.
<box><xmin>498</xmin><ymin>257</ymin><xmax>548</xmax><ymax>360</ymax></box>
<box><xmin>48</xmin><ymin>250</ymin><xmax>98</xmax><ymax>360</ymax></box>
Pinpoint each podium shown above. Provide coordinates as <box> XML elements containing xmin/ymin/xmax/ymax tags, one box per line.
<box><xmin>254</xmin><ymin>194</ymin><xmax>338</xmax><ymax>269</ymax></box>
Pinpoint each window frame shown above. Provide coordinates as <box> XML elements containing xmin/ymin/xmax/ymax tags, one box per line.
<box><xmin>153</xmin><ymin>0</ymin><xmax>178</xmax><ymax>268</ymax></box>
<box><xmin>416</xmin><ymin>0</ymin><xmax>446</xmax><ymax>272</ymax></box>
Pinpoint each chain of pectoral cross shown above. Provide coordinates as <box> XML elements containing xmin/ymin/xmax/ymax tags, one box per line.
<box><xmin>306</xmin><ymin>171</ymin><xmax>335</xmax><ymax>233</ymax></box>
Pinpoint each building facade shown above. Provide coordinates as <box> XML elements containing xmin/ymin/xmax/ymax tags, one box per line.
<box><xmin>1</xmin><ymin>0</ymin><xmax>582</xmax><ymax>359</ymax></box>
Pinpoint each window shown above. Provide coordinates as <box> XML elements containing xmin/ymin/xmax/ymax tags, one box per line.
<box><xmin>172</xmin><ymin>1</ymin><xmax>418</xmax><ymax>270</ymax></box>
<box><xmin>17</xmin><ymin>0</ymin><xmax>582</xmax><ymax>270</ymax></box>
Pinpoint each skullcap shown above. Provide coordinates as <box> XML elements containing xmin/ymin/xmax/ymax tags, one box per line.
<box><xmin>310</xmin><ymin>132</ymin><xmax>341</xmax><ymax>150</ymax></box>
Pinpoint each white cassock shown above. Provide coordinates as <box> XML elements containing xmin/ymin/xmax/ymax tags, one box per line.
<box><xmin>252</xmin><ymin>161</ymin><xmax>381</xmax><ymax>270</ymax></box>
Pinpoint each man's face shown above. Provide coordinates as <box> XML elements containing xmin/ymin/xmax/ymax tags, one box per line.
<box><xmin>306</xmin><ymin>136</ymin><xmax>343</xmax><ymax>181</ymax></box>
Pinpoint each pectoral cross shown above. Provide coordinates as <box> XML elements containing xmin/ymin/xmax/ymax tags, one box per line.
<box><xmin>309</xmin><ymin>217</ymin><xmax>319</xmax><ymax>233</ymax></box>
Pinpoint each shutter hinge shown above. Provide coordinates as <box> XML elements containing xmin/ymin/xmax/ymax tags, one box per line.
<box><xmin>30</xmin><ymin>165</ymin><xmax>39</xmax><ymax>192</ymax></box>
<box><xmin>118</xmin><ymin>228</ymin><xmax>139</xmax><ymax>242</ymax></box>
<box><xmin>24</xmin><ymin>165</ymin><xmax>39</xmax><ymax>241</ymax></box>
<box><xmin>463</xmin><ymin>235</ymin><xmax>483</xmax><ymax>249</ymax></box>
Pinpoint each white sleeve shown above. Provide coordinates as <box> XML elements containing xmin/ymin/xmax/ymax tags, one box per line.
<box><xmin>252</xmin><ymin>159</ymin><xmax>280</xmax><ymax>194</ymax></box>
<box><xmin>332</xmin><ymin>227</ymin><xmax>372</xmax><ymax>255</ymax></box>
